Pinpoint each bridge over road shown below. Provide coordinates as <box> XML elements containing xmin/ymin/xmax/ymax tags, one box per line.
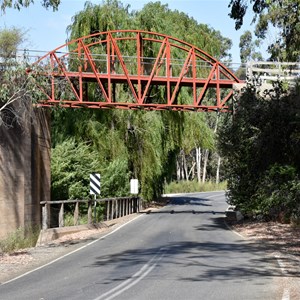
<box><xmin>2</xmin><ymin>30</ymin><xmax>298</xmax><ymax>239</ymax></box>
<box><xmin>27</xmin><ymin>30</ymin><xmax>241</xmax><ymax>112</ymax></box>
<box><xmin>0</xmin><ymin>30</ymin><xmax>243</xmax><ymax>239</ymax></box>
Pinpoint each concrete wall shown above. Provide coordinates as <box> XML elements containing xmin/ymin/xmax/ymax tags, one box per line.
<box><xmin>0</xmin><ymin>101</ymin><xmax>50</xmax><ymax>238</ymax></box>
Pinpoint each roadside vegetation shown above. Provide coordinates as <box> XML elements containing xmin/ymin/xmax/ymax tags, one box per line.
<box><xmin>0</xmin><ymin>226</ymin><xmax>40</xmax><ymax>254</ymax></box>
<box><xmin>164</xmin><ymin>180</ymin><xmax>227</xmax><ymax>194</ymax></box>
<box><xmin>50</xmin><ymin>1</ymin><xmax>231</xmax><ymax>202</ymax></box>
<box><xmin>1</xmin><ymin>0</ymin><xmax>299</xmax><ymax>254</ymax></box>
<box><xmin>218</xmin><ymin>82</ymin><xmax>300</xmax><ymax>223</ymax></box>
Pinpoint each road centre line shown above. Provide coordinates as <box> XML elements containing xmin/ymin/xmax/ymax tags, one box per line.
<box><xmin>94</xmin><ymin>248</ymin><xmax>167</xmax><ymax>300</ymax></box>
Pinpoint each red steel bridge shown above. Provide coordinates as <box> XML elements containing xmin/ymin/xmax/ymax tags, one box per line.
<box><xmin>27</xmin><ymin>30</ymin><xmax>242</xmax><ymax>112</ymax></box>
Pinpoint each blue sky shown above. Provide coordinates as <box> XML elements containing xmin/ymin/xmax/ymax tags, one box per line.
<box><xmin>0</xmin><ymin>0</ymin><xmax>261</xmax><ymax>63</ymax></box>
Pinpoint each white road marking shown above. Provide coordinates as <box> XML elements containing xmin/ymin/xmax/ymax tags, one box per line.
<box><xmin>274</xmin><ymin>254</ymin><xmax>290</xmax><ymax>300</ymax></box>
<box><xmin>282</xmin><ymin>288</ymin><xmax>290</xmax><ymax>300</ymax></box>
<box><xmin>94</xmin><ymin>248</ymin><xmax>166</xmax><ymax>300</ymax></box>
<box><xmin>2</xmin><ymin>214</ymin><xmax>143</xmax><ymax>285</ymax></box>
<box><xmin>275</xmin><ymin>254</ymin><xmax>288</xmax><ymax>276</ymax></box>
<box><xmin>162</xmin><ymin>190</ymin><xmax>225</xmax><ymax>197</ymax></box>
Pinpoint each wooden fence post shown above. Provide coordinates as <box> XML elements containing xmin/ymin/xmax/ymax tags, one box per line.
<box><xmin>88</xmin><ymin>201</ymin><xmax>92</xmax><ymax>224</ymax></box>
<box><xmin>42</xmin><ymin>203</ymin><xmax>49</xmax><ymax>230</ymax></box>
<box><xmin>106</xmin><ymin>200</ymin><xmax>110</xmax><ymax>221</ymax></box>
<box><xmin>59</xmin><ymin>203</ymin><xmax>64</xmax><ymax>227</ymax></box>
<box><xmin>74</xmin><ymin>202</ymin><xmax>79</xmax><ymax>225</ymax></box>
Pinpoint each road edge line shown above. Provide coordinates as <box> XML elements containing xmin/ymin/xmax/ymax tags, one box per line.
<box><xmin>1</xmin><ymin>214</ymin><xmax>143</xmax><ymax>285</ymax></box>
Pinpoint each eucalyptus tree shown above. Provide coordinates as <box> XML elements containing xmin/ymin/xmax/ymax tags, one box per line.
<box><xmin>179</xmin><ymin>112</ymin><xmax>214</xmax><ymax>182</ymax></box>
<box><xmin>239</xmin><ymin>30</ymin><xmax>262</xmax><ymax>63</ymax></box>
<box><xmin>229</xmin><ymin>0</ymin><xmax>300</xmax><ymax>61</ymax></box>
<box><xmin>0</xmin><ymin>0</ymin><xmax>60</xmax><ymax>12</ymax></box>
<box><xmin>0</xmin><ymin>27</ymin><xmax>40</xmax><ymax>128</ymax></box>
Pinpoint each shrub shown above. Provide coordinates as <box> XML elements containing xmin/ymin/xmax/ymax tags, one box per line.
<box><xmin>164</xmin><ymin>180</ymin><xmax>227</xmax><ymax>194</ymax></box>
<box><xmin>0</xmin><ymin>226</ymin><xmax>40</xmax><ymax>254</ymax></box>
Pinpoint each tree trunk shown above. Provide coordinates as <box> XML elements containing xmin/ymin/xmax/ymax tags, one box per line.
<box><xmin>176</xmin><ymin>159</ymin><xmax>181</xmax><ymax>181</ymax></box>
<box><xmin>188</xmin><ymin>162</ymin><xmax>196</xmax><ymax>180</ymax></box>
<box><xmin>196</xmin><ymin>147</ymin><xmax>202</xmax><ymax>183</ymax></box>
<box><xmin>216</xmin><ymin>154</ymin><xmax>221</xmax><ymax>184</ymax></box>
<box><xmin>182</xmin><ymin>152</ymin><xmax>188</xmax><ymax>180</ymax></box>
<box><xmin>202</xmin><ymin>149</ymin><xmax>209</xmax><ymax>183</ymax></box>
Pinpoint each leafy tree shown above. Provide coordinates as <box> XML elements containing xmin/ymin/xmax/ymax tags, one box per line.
<box><xmin>66</xmin><ymin>0</ymin><xmax>133</xmax><ymax>40</ymax></box>
<box><xmin>0</xmin><ymin>0</ymin><xmax>60</xmax><ymax>12</ymax></box>
<box><xmin>256</xmin><ymin>164</ymin><xmax>300</xmax><ymax>221</ymax></box>
<box><xmin>136</xmin><ymin>1</ymin><xmax>232</xmax><ymax>60</ymax></box>
<box><xmin>239</xmin><ymin>30</ymin><xmax>262</xmax><ymax>63</ymax></box>
<box><xmin>0</xmin><ymin>27</ymin><xmax>26</xmax><ymax>65</ymax></box>
<box><xmin>0</xmin><ymin>27</ymin><xmax>45</xmax><ymax>127</ymax></box>
<box><xmin>50</xmin><ymin>138</ymin><xmax>129</xmax><ymax>200</ymax></box>
<box><xmin>218</xmin><ymin>82</ymin><xmax>300</xmax><ymax>220</ymax></box>
<box><xmin>228</xmin><ymin>0</ymin><xmax>300</xmax><ymax>61</ymax></box>
<box><xmin>51</xmin><ymin>0</ymin><xmax>233</xmax><ymax>201</ymax></box>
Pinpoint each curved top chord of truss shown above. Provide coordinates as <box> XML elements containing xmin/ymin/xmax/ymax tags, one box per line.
<box><xmin>27</xmin><ymin>30</ymin><xmax>242</xmax><ymax>112</ymax></box>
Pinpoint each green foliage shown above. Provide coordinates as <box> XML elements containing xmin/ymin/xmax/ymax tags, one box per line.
<box><xmin>0</xmin><ymin>225</ymin><xmax>40</xmax><ymax>254</ymax></box>
<box><xmin>0</xmin><ymin>0</ymin><xmax>60</xmax><ymax>12</ymax></box>
<box><xmin>67</xmin><ymin>0</ymin><xmax>132</xmax><ymax>41</ymax></box>
<box><xmin>51</xmin><ymin>138</ymin><xmax>102</xmax><ymax>200</ymax></box>
<box><xmin>51</xmin><ymin>1</ymin><xmax>232</xmax><ymax>201</ymax></box>
<box><xmin>135</xmin><ymin>1</ymin><xmax>232</xmax><ymax>60</ymax></box>
<box><xmin>229</xmin><ymin>0</ymin><xmax>300</xmax><ymax>61</ymax></box>
<box><xmin>0</xmin><ymin>27</ymin><xmax>25</xmax><ymax>62</ymax></box>
<box><xmin>239</xmin><ymin>30</ymin><xmax>262</xmax><ymax>63</ymax></box>
<box><xmin>218</xmin><ymin>83</ymin><xmax>300</xmax><ymax>221</ymax></box>
<box><xmin>256</xmin><ymin>164</ymin><xmax>300</xmax><ymax>221</ymax></box>
<box><xmin>64</xmin><ymin>212</ymin><xmax>89</xmax><ymax>226</ymax></box>
<box><xmin>182</xmin><ymin>112</ymin><xmax>214</xmax><ymax>153</ymax></box>
<box><xmin>101</xmin><ymin>158</ymin><xmax>130</xmax><ymax>197</ymax></box>
<box><xmin>164</xmin><ymin>180</ymin><xmax>227</xmax><ymax>194</ymax></box>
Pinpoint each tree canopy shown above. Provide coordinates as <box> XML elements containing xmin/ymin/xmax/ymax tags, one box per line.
<box><xmin>218</xmin><ymin>83</ymin><xmax>300</xmax><ymax>221</ymax></box>
<box><xmin>0</xmin><ymin>0</ymin><xmax>60</xmax><ymax>12</ymax></box>
<box><xmin>229</xmin><ymin>0</ymin><xmax>300</xmax><ymax>61</ymax></box>
<box><xmin>50</xmin><ymin>0</ymin><xmax>231</xmax><ymax>201</ymax></box>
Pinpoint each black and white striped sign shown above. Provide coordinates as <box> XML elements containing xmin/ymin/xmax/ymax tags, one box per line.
<box><xmin>90</xmin><ymin>173</ymin><xmax>101</xmax><ymax>195</ymax></box>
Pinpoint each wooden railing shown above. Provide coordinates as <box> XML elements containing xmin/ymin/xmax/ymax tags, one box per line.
<box><xmin>40</xmin><ymin>197</ymin><xmax>142</xmax><ymax>230</ymax></box>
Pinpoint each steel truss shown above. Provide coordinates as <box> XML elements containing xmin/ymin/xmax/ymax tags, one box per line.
<box><xmin>27</xmin><ymin>30</ymin><xmax>241</xmax><ymax>112</ymax></box>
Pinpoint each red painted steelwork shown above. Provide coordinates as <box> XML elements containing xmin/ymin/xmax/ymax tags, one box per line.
<box><xmin>27</xmin><ymin>30</ymin><xmax>241</xmax><ymax>112</ymax></box>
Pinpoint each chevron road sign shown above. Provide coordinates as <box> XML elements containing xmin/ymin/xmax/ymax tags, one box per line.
<box><xmin>90</xmin><ymin>173</ymin><xmax>101</xmax><ymax>195</ymax></box>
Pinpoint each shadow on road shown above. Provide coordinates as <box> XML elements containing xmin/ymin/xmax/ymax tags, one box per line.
<box><xmin>86</xmin><ymin>238</ymin><xmax>293</xmax><ymax>285</ymax></box>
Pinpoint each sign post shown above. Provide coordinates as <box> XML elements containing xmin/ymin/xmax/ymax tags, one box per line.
<box><xmin>130</xmin><ymin>179</ymin><xmax>139</xmax><ymax>195</ymax></box>
<box><xmin>90</xmin><ymin>173</ymin><xmax>100</xmax><ymax>223</ymax></box>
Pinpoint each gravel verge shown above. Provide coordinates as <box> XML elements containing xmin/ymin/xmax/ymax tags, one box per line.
<box><xmin>231</xmin><ymin>220</ymin><xmax>300</xmax><ymax>299</ymax></box>
<box><xmin>0</xmin><ymin>213</ymin><xmax>142</xmax><ymax>284</ymax></box>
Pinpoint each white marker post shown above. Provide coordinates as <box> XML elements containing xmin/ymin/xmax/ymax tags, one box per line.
<box><xmin>130</xmin><ymin>179</ymin><xmax>139</xmax><ymax>195</ymax></box>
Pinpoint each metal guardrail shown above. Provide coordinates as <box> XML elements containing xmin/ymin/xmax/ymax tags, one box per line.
<box><xmin>40</xmin><ymin>197</ymin><xmax>142</xmax><ymax>230</ymax></box>
<box><xmin>247</xmin><ymin>61</ymin><xmax>300</xmax><ymax>85</ymax></box>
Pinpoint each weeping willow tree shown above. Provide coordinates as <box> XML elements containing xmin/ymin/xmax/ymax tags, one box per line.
<box><xmin>51</xmin><ymin>0</ymin><xmax>232</xmax><ymax>201</ymax></box>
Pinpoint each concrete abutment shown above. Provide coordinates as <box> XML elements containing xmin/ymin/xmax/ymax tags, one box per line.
<box><xmin>0</xmin><ymin>101</ymin><xmax>50</xmax><ymax>239</ymax></box>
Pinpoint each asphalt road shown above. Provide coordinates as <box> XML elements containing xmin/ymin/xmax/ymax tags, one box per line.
<box><xmin>0</xmin><ymin>191</ymin><xmax>283</xmax><ymax>300</ymax></box>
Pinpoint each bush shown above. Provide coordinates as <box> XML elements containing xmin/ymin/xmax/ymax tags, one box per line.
<box><xmin>256</xmin><ymin>164</ymin><xmax>300</xmax><ymax>222</ymax></box>
<box><xmin>0</xmin><ymin>226</ymin><xmax>40</xmax><ymax>254</ymax></box>
<box><xmin>164</xmin><ymin>180</ymin><xmax>227</xmax><ymax>194</ymax></box>
<box><xmin>218</xmin><ymin>83</ymin><xmax>300</xmax><ymax>221</ymax></box>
